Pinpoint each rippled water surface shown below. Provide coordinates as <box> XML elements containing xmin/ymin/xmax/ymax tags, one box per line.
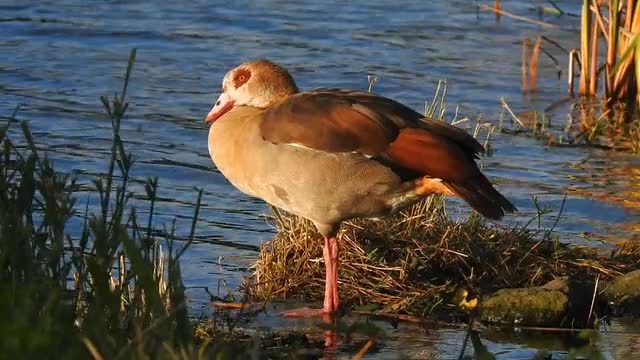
<box><xmin>2</xmin><ymin>0</ymin><xmax>640</xmax><ymax>358</ymax></box>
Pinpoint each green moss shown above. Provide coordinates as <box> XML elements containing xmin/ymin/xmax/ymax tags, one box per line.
<box><xmin>602</xmin><ymin>270</ymin><xmax>640</xmax><ymax>315</ymax></box>
<box><xmin>480</xmin><ymin>287</ymin><xmax>568</xmax><ymax>327</ymax></box>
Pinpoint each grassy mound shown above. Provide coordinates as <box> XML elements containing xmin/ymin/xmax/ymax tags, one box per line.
<box><xmin>247</xmin><ymin>196</ymin><xmax>640</xmax><ymax>318</ymax></box>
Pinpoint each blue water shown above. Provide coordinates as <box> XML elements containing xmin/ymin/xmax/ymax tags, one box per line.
<box><xmin>2</xmin><ymin>0</ymin><xmax>639</xmax><ymax>357</ymax></box>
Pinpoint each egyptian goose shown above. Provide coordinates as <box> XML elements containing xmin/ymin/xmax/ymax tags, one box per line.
<box><xmin>205</xmin><ymin>59</ymin><xmax>516</xmax><ymax>317</ymax></box>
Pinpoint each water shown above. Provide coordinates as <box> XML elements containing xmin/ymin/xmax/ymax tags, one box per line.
<box><xmin>1</xmin><ymin>0</ymin><xmax>639</xmax><ymax>357</ymax></box>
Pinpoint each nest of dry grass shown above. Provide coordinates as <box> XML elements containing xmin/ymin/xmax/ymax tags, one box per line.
<box><xmin>245</xmin><ymin>196</ymin><xmax>640</xmax><ymax>317</ymax></box>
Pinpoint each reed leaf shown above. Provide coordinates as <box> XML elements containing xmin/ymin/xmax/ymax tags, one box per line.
<box><xmin>580</xmin><ymin>0</ymin><xmax>592</xmax><ymax>95</ymax></box>
<box><xmin>529</xmin><ymin>37</ymin><xmax>542</xmax><ymax>91</ymax></box>
<box><xmin>610</xmin><ymin>31</ymin><xmax>640</xmax><ymax>79</ymax></box>
<box><xmin>589</xmin><ymin>0</ymin><xmax>600</xmax><ymax>96</ymax></box>
<box><xmin>607</xmin><ymin>0</ymin><xmax>620</xmax><ymax>95</ymax></box>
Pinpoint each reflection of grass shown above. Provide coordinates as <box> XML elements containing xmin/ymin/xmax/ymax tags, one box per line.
<box><xmin>499</xmin><ymin>97</ymin><xmax>640</xmax><ymax>153</ymax></box>
<box><xmin>572</xmin><ymin>163</ymin><xmax>640</xmax><ymax>212</ymax></box>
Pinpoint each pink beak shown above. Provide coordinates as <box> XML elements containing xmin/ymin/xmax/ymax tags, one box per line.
<box><xmin>205</xmin><ymin>92</ymin><xmax>235</xmax><ymax>124</ymax></box>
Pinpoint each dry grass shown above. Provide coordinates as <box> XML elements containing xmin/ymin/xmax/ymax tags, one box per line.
<box><xmin>246</xmin><ymin>196</ymin><xmax>640</xmax><ymax>317</ymax></box>
<box><xmin>575</xmin><ymin>0</ymin><xmax>640</xmax><ymax>105</ymax></box>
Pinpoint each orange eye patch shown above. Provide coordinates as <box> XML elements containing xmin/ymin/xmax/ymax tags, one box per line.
<box><xmin>233</xmin><ymin>68</ymin><xmax>251</xmax><ymax>88</ymax></box>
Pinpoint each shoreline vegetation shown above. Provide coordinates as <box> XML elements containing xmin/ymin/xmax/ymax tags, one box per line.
<box><xmin>1</xmin><ymin>49</ymin><xmax>203</xmax><ymax>358</ymax></box>
<box><xmin>2</xmin><ymin>40</ymin><xmax>640</xmax><ymax>358</ymax></box>
<box><xmin>484</xmin><ymin>0</ymin><xmax>640</xmax><ymax>153</ymax></box>
<box><xmin>1</xmin><ymin>48</ymin><xmax>388</xmax><ymax>359</ymax></box>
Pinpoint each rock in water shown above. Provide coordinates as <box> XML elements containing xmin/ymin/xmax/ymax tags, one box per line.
<box><xmin>601</xmin><ymin>270</ymin><xmax>640</xmax><ymax>316</ymax></box>
<box><xmin>479</xmin><ymin>277</ymin><xmax>595</xmax><ymax>327</ymax></box>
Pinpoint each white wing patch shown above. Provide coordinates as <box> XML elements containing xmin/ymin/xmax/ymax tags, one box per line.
<box><xmin>283</xmin><ymin>143</ymin><xmax>373</xmax><ymax>159</ymax></box>
<box><xmin>285</xmin><ymin>143</ymin><xmax>316</xmax><ymax>151</ymax></box>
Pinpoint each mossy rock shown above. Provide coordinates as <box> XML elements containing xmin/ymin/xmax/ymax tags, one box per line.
<box><xmin>479</xmin><ymin>277</ymin><xmax>595</xmax><ymax>327</ymax></box>
<box><xmin>601</xmin><ymin>270</ymin><xmax>640</xmax><ymax>315</ymax></box>
<box><xmin>479</xmin><ymin>287</ymin><xmax>568</xmax><ymax>327</ymax></box>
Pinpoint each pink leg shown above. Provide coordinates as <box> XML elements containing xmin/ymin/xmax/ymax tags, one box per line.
<box><xmin>323</xmin><ymin>236</ymin><xmax>339</xmax><ymax>313</ymax></box>
<box><xmin>281</xmin><ymin>236</ymin><xmax>340</xmax><ymax>317</ymax></box>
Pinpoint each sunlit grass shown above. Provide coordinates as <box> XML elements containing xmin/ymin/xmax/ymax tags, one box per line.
<box><xmin>1</xmin><ymin>48</ymin><xmax>369</xmax><ymax>359</ymax></box>
<box><xmin>0</xmin><ymin>49</ymin><xmax>208</xmax><ymax>359</ymax></box>
<box><xmin>249</xmin><ymin>195</ymin><xmax>640</xmax><ymax>319</ymax></box>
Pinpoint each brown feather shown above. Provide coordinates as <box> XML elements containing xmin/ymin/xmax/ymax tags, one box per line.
<box><xmin>260</xmin><ymin>88</ymin><xmax>484</xmax><ymax>158</ymax></box>
<box><xmin>445</xmin><ymin>175</ymin><xmax>517</xmax><ymax>220</ymax></box>
<box><xmin>385</xmin><ymin>128</ymin><xmax>476</xmax><ymax>182</ymax></box>
<box><xmin>385</xmin><ymin>128</ymin><xmax>516</xmax><ymax>219</ymax></box>
<box><xmin>260</xmin><ymin>90</ymin><xmax>397</xmax><ymax>154</ymax></box>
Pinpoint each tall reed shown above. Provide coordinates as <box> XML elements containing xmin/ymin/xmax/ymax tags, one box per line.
<box><xmin>575</xmin><ymin>0</ymin><xmax>640</xmax><ymax>114</ymax></box>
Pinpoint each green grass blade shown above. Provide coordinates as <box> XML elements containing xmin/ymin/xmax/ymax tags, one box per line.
<box><xmin>611</xmin><ymin>32</ymin><xmax>640</xmax><ymax>76</ymax></box>
<box><xmin>121</xmin><ymin>48</ymin><xmax>137</xmax><ymax>101</ymax></box>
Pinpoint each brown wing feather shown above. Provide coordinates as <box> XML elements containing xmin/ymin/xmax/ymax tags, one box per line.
<box><xmin>260</xmin><ymin>88</ymin><xmax>484</xmax><ymax>157</ymax></box>
<box><xmin>260</xmin><ymin>91</ymin><xmax>394</xmax><ymax>154</ymax></box>
<box><xmin>386</xmin><ymin>128</ymin><xmax>516</xmax><ymax>219</ymax></box>
<box><xmin>385</xmin><ymin>128</ymin><xmax>476</xmax><ymax>182</ymax></box>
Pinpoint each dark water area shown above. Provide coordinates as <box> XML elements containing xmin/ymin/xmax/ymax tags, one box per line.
<box><xmin>2</xmin><ymin>0</ymin><xmax>640</xmax><ymax>358</ymax></box>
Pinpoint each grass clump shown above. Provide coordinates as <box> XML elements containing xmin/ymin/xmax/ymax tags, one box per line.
<box><xmin>0</xmin><ymin>49</ymin><xmax>206</xmax><ymax>359</ymax></box>
<box><xmin>248</xmin><ymin>194</ymin><xmax>640</xmax><ymax>319</ymax></box>
<box><xmin>515</xmin><ymin>1</ymin><xmax>640</xmax><ymax>152</ymax></box>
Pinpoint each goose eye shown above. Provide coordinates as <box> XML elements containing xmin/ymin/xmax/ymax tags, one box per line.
<box><xmin>233</xmin><ymin>69</ymin><xmax>251</xmax><ymax>88</ymax></box>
